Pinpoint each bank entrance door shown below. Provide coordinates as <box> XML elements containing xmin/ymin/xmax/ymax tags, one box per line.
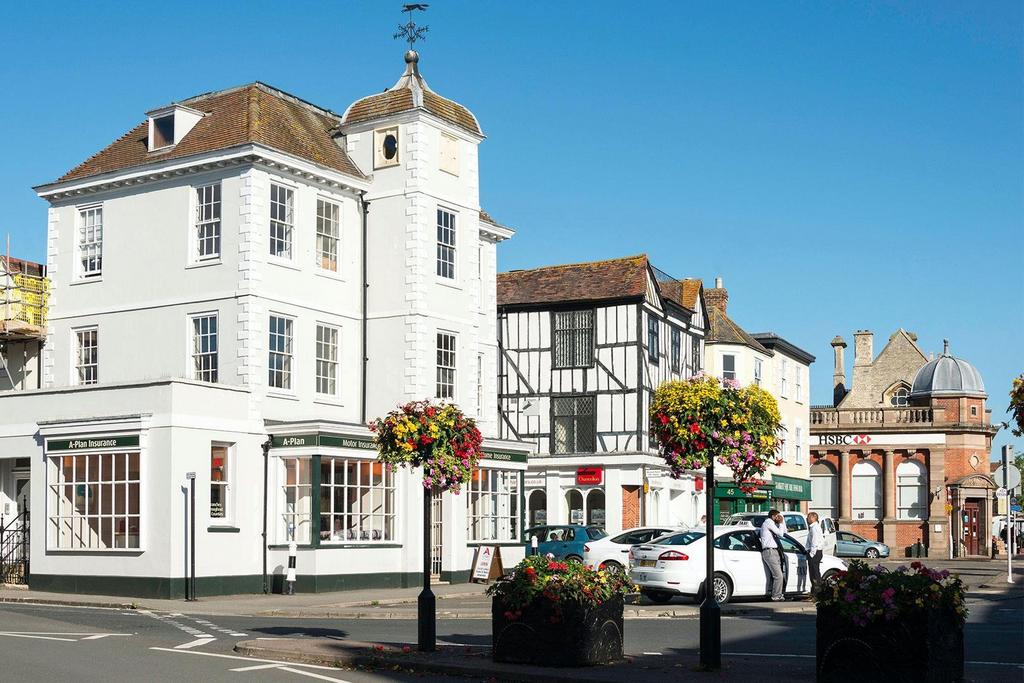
<box><xmin>963</xmin><ymin>501</ymin><xmax>980</xmax><ymax>555</ymax></box>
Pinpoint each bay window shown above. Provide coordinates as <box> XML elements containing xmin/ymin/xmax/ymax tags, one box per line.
<box><xmin>466</xmin><ymin>469</ymin><xmax>520</xmax><ymax>542</ymax></box>
<box><xmin>319</xmin><ymin>457</ymin><xmax>395</xmax><ymax>542</ymax></box>
<box><xmin>47</xmin><ymin>451</ymin><xmax>140</xmax><ymax>550</ymax></box>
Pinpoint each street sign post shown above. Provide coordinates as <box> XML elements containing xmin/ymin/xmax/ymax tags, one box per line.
<box><xmin>1000</xmin><ymin>446</ymin><xmax>1015</xmax><ymax>584</ymax></box>
<box><xmin>996</xmin><ymin>487</ymin><xmax>1008</xmax><ymax>499</ymax></box>
<box><xmin>992</xmin><ymin>464</ymin><xmax>1021</xmax><ymax>491</ymax></box>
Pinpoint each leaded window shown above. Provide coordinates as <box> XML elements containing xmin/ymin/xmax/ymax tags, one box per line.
<box><xmin>270</xmin><ymin>184</ymin><xmax>294</xmax><ymax>259</ymax></box>
<box><xmin>195</xmin><ymin>183</ymin><xmax>221</xmax><ymax>260</ymax></box>
<box><xmin>552</xmin><ymin>310</ymin><xmax>594</xmax><ymax>369</ymax></box>
<box><xmin>552</xmin><ymin>395</ymin><xmax>596</xmax><ymax>454</ymax></box>
<box><xmin>316</xmin><ymin>198</ymin><xmax>340</xmax><ymax>272</ymax></box>
<box><xmin>436</xmin><ymin>208</ymin><xmax>456</xmax><ymax>279</ymax></box>
<box><xmin>890</xmin><ymin>387</ymin><xmax>910</xmax><ymax>407</ymax></box>
<box><xmin>670</xmin><ymin>328</ymin><xmax>681</xmax><ymax>372</ymax></box>
<box><xmin>647</xmin><ymin>315</ymin><xmax>660</xmax><ymax>363</ymax></box>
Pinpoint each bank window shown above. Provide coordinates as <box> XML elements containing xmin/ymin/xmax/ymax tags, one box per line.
<box><xmin>552</xmin><ymin>395</ymin><xmax>596</xmax><ymax>454</ymax></box>
<box><xmin>270</xmin><ymin>183</ymin><xmax>294</xmax><ymax>260</ymax></box>
<box><xmin>852</xmin><ymin>460</ymin><xmax>881</xmax><ymax>520</ymax></box>
<box><xmin>467</xmin><ymin>469</ymin><xmax>520</xmax><ymax>542</ymax></box>
<box><xmin>436</xmin><ymin>208</ymin><xmax>456</xmax><ymax>279</ymax></box>
<box><xmin>281</xmin><ymin>457</ymin><xmax>311</xmax><ymax>542</ymax></box>
<box><xmin>195</xmin><ymin>183</ymin><xmax>221</xmax><ymax>260</ymax></box>
<box><xmin>647</xmin><ymin>315</ymin><xmax>659</xmax><ymax>363</ymax></box>
<box><xmin>552</xmin><ymin>310</ymin><xmax>594</xmax><ymax>369</ymax></box>
<box><xmin>75</xmin><ymin>327</ymin><xmax>99</xmax><ymax>385</ymax></box>
<box><xmin>436</xmin><ymin>332</ymin><xmax>456</xmax><ymax>399</ymax></box>
<box><xmin>47</xmin><ymin>452</ymin><xmax>140</xmax><ymax>550</ymax></box>
<box><xmin>316</xmin><ymin>198</ymin><xmax>340</xmax><ymax>272</ymax></box>
<box><xmin>754</xmin><ymin>358</ymin><xmax>763</xmax><ymax>386</ymax></box>
<box><xmin>897</xmin><ymin>460</ymin><xmax>927</xmax><ymax>520</ymax></box>
<box><xmin>209</xmin><ymin>445</ymin><xmax>230</xmax><ymax>520</ymax></box>
<box><xmin>721</xmin><ymin>354</ymin><xmax>736</xmax><ymax>382</ymax></box>
<box><xmin>268</xmin><ymin>315</ymin><xmax>294</xmax><ymax>390</ymax></box>
<box><xmin>320</xmin><ymin>458</ymin><xmax>395</xmax><ymax>542</ymax></box>
<box><xmin>191</xmin><ymin>313</ymin><xmax>218</xmax><ymax>383</ymax></box>
<box><xmin>315</xmin><ymin>323</ymin><xmax>339</xmax><ymax>396</ymax></box>
<box><xmin>78</xmin><ymin>206</ymin><xmax>103</xmax><ymax>278</ymax></box>
<box><xmin>670</xmin><ymin>328</ymin><xmax>681</xmax><ymax>372</ymax></box>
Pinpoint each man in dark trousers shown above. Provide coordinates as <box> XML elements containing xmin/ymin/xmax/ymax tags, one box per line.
<box><xmin>759</xmin><ymin>509</ymin><xmax>788</xmax><ymax>601</ymax></box>
<box><xmin>806</xmin><ymin>512</ymin><xmax>824</xmax><ymax>591</ymax></box>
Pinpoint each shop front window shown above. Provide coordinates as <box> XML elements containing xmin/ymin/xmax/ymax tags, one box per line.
<box><xmin>47</xmin><ymin>452</ymin><xmax>140</xmax><ymax>550</ymax></box>
<box><xmin>466</xmin><ymin>469</ymin><xmax>520</xmax><ymax>542</ymax></box>
<box><xmin>528</xmin><ymin>490</ymin><xmax>547</xmax><ymax>527</ymax></box>
<box><xmin>281</xmin><ymin>458</ymin><xmax>311</xmax><ymax>542</ymax></box>
<box><xmin>319</xmin><ymin>457</ymin><xmax>395</xmax><ymax>542</ymax></box>
<box><xmin>586</xmin><ymin>489</ymin><xmax>606</xmax><ymax>526</ymax></box>
<box><xmin>566</xmin><ymin>489</ymin><xmax>584</xmax><ymax>525</ymax></box>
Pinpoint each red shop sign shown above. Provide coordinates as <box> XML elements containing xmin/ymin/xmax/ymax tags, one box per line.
<box><xmin>576</xmin><ymin>467</ymin><xmax>603</xmax><ymax>486</ymax></box>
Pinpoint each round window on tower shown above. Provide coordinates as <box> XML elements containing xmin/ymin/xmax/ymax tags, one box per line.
<box><xmin>383</xmin><ymin>134</ymin><xmax>398</xmax><ymax>160</ymax></box>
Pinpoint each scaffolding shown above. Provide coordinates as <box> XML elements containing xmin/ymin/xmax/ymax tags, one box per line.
<box><xmin>1</xmin><ymin>243</ymin><xmax>49</xmax><ymax>389</ymax></box>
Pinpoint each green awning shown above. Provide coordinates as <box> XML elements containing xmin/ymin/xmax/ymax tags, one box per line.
<box><xmin>771</xmin><ymin>475</ymin><xmax>812</xmax><ymax>501</ymax></box>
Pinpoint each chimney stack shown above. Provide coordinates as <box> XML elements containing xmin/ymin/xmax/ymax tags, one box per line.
<box><xmin>704</xmin><ymin>276</ymin><xmax>728</xmax><ymax>314</ymax></box>
<box><xmin>943</xmin><ymin>339</ymin><xmax>949</xmax><ymax>356</ymax></box>
<box><xmin>831</xmin><ymin>335</ymin><xmax>848</xmax><ymax>405</ymax></box>
<box><xmin>853</xmin><ymin>330</ymin><xmax>874</xmax><ymax>367</ymax></box>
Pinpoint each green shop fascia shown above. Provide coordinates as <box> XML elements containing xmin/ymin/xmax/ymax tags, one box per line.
<box><xmin>712</xmin><ymin>474</ymin><xmax>812</xmax><ymax>522</ymax></box>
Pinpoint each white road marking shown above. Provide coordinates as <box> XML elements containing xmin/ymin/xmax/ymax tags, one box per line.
<box><xmin>642</xmin><ymin>651</ymin><xmax>662</xmax><ymax>655</ymax></box>
<box><xmin>965</xmin><ymin>661</ymin><xmax>1024</xmax><ymax>668</ymax></box>
<box><xmin>149</xmin><ymin>646</ymin><xmax>349</xmax><ymax>671</ymax></box>
<box><xmin>81</xmin><ymin>634</ymin><xmax>133</xmax><ymax>640</ymax></box>
<box><xmin>278</xmin><ymin>667</ymin><xmax>352</xmax><ymax>682</ymax></box>
<box><xmin>0</xmin><ymin>633</ymin><xmax>76</xmax><ymax>642</ymax></box>
<box><xmin>227</xmin><ymin>632</ymin><xmax>248</xmax><ymax>637</ymax></box>
<box><xmin>174</xmin><ymin>637</ymin><xmax>216</xmax><ymax>649</ymax></box>
<box><xmin>228</xmin><ymin>663</ymin><xmax>286</xmax><ymax>672</ymax></box>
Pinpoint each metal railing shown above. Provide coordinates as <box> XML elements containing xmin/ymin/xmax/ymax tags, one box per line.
<box><xmin>0</xmin><ymin>509</ymin><xmax>29</xmax><ymax>585</ymax></box>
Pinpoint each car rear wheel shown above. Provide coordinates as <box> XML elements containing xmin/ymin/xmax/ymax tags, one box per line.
<box><xmin>865</xmin><ymin>548</ymin><xmax>880</xmax><ymax>559</ymax></box>
<box><xmin>696</xmin><ymin>573</ymin><xmax>733</xmax><ymax>604</ymax></box>
<box><xmin>643</xmin><ymin>590</ymin><xmax>674</xmax><ymax>604</ymax></box>
<box><xmin>822</xmin><ymin>570</ymin><xmax>838</xmax><ymax>583</ymax></box>
<box><xmin>565</xmin><ymin>555</ymin><xmax>584</xmax><ymax>564</ymax></box>
<box><xmin>598</xmin><ymin>560</ymin><xmax>624</xmax><ymax>573</ymax></box>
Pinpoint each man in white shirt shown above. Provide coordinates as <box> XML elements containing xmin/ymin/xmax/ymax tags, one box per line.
<box><xmin>759</xmin><ymin>509</ymin><xmax>788</xmax><ymax>601</ymax></box>
<box><xmin>806</xmin><ymin>512</ymin><xmax>824</xmax><ymax>590</ymax></box>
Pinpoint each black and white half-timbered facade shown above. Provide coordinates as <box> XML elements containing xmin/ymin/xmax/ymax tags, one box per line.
<box><xmin>496</xmin><ymin>255</ymin><xmax>708</xmax><ymax>534</ymax></box>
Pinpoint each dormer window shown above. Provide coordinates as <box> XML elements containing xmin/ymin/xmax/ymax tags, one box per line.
<box><xmin>147</xmin><ymin>104</ymin><xmax>203</xmax><ymax>151</ymax></box>
<box><xmin>152</xmin><ymin>115</ymin><xmax>175</xmax><ymax>149</ymax></box>
<box><xmin>890</xmin><ymin>386</ymin><xmax>910</xmax><ymax>407</ymax></box>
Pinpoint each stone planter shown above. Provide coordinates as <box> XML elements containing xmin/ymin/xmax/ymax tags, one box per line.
<box><xmin>492</xmin><ymin>594</ymin><xmax>624</xmax><ymax>666</ymax></box>
<box><xmin>816</xmin><ymin>604</ymin><xmax>964</xmax><ymax>683</ymax></box>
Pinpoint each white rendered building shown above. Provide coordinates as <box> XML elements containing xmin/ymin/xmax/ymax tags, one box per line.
<box><xmin>702</xmin><ymin>278</ymin><xmax>815</xmax><ymax>519</ymax></box>
<box><xmin>0</xmin><ymin>52</ymin><xmax>529</xmax><ymax>597</ymax></box>
<box><xmin>496</xmin><ymin>256</ymin><xmax>709</xmax><ymax>534</ymax></box>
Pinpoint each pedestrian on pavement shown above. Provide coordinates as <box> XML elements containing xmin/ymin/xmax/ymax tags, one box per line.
<box><xmin>806</xmin><ymin>512</ymin><xmax>824</xmax><ymax>592</ymax></box>
<box><xmin>759</xmin><ymin>509</ymin><xmax>788</xmax><ymax>601</ymax></box>
<box><xmin>700</xmin><ymin>515</ymin><xmax>707</xmax><ymax>526</ymax></box>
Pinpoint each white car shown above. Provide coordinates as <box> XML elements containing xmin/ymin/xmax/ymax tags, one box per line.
<box><xmin>724</xmin><ymin>512</ymin><xmax>837</xmax><ymax>556</ymax></box>
<box><xmin>629</xmin><ymin>525</ymin><xmax>847</xmax><ymax>604</ymax></box>
<box><xmin>583</xmin><ymin>526</ymin><xmax>686</xmax><ymax>572</ymax></box>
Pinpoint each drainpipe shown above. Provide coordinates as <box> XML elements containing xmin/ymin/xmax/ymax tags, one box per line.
<box><xmin>359</xmin><ymin>191</ymin><xmax>370</xmax><ymax>425</ymax></box>
<box><xmin>261</xmin><ymin>436</ymin><xmax>272</xmax><ymax>594</ymax></box>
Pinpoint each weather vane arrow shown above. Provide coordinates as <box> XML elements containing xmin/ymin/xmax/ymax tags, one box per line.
<box><xmin>395</xmin><ymin>4</ymin><xmax>429</xmax><ymax>51</ymax></box>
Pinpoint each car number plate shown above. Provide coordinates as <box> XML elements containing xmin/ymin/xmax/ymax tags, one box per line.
<box><xmin>639</xmin><ymin>559</ymin><xmax>656</xmax><ymax>567</ymax></box>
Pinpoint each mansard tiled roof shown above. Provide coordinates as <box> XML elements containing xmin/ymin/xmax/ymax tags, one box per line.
<box><xmin>706</xmin><ymin>306</ymin><xmax>771</xmax><ymax>355</ymax></box>
<box><xmin>341</xmin><ymin>51</ymin><xmax>482</xmax><ymax>136</ymax></box>
<box><xmin>497</xmin><ymin>255</ymin><xmax>650</xmax><ymax>308</ymax></box>
<box><xmin>56</xmin><ymin>83</ymin><xmax>366</xmax><ymax>183</ymax></box>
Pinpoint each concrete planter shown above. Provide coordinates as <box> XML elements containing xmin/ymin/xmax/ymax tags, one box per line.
<box><xmin>491</xmin><ymin>594</ymin><xmax>624</xmax><ymax>667</ymax></box>
<box><xmin>816</xmin><ymin>604</ymin><xmax>964</xmax><ymax>682</ymax></box>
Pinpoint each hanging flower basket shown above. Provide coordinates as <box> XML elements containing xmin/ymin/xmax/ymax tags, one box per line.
<box><xmin>813</xmin><ymin>560</ymin><xmax>966</xmax><ymax>682</ymax></box>
<box><xmin>368</xmin><ymin>400</ymin><xmax>483</xmax><ymax>493</ymax></box>
<box><xmin>1009</xmin><ymin>374</ymin><xmax>1024</xmax><ymax>437</ymax></box>
<box><xmin>487</xmin><ymin>555</ymin><xmax>633</xmax><ymax>666</ymax></box>
<box><xmin>649</xmin><ymin>375</ymin><xmax>783</xmax><ymax>490</ymax></box>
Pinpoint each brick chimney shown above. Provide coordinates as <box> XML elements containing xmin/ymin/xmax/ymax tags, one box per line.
<box><xmin>705</xmin><ymin>276</ymin><xmax>728</xmax><ymax>314</ymax></box>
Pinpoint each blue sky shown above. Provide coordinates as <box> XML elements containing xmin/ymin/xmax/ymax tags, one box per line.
<box><xmin>2</xmin><ymin>2</ymin><xmax>1021</xmax><ymax>457</ymax></box>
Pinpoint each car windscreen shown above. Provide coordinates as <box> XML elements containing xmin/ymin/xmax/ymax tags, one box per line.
<box><xmin>586</xmin><ymin>527</ymin><xmax>607</xmax><ymax>541</ymax></box>
<box><xmin>658</xmin><ymin>531</ymin><xmax>705</xmax><ymax>546</ymax></box>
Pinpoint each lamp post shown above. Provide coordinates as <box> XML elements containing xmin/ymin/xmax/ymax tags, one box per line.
<box><xmin>418</xmin><ymin>484</ymin><xmax>436</xmax><ymax>651</ymax></box>
<box><xmin>699</xmin><ymin>462</ymin><xmax>720</xmax><ymax>670</ymax></box>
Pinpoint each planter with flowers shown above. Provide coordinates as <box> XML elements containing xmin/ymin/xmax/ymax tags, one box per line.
<box><xmin>487</xmin><ymin>554</ymin><xmax>634</xmax><ymax>666</ymax></box>
<box><xmin>813</xmin><ymin>560</ymin><xmax>966</xmax><ymax>683</ymax></box>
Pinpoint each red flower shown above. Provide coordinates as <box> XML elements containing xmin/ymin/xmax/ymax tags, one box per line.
<box><xmin>689</xmin><ymin>422</ymin><xmax>701</xmax><ymax>434</ymax></box>
<box><xmin>658</xmin><ymin>414</ymin><xmax>669</xmax><ymax>425</ymax></box>
<box><xmin>426</xmin><ymin>407</ymin><xmax>436</xmax><ymax>417</ymax></box>
<box><xmin>694</xmin><ymin>441</ymin><xmax>706</xmax><ymax>451</ymax></box>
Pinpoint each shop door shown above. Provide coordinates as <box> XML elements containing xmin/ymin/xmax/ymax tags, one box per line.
<box><xmin>963</xmin><ymin>501</ymin><xmax>980</xmax><ymax>555</ymax></box>
<box><xmin>430</xmin><ymin>491</ymin><xmax>444</xmax><ymax>578</ymax></box>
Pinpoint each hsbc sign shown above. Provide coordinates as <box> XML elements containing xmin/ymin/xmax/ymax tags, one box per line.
<box><xmin>818</xmin><ymin>434</ymin><xmax>873</xmax><ymax>446</ymax></box>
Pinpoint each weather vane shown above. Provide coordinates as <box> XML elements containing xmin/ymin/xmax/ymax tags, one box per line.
<box><xmin>394</xmin><ymin>4</ymin><xmax>429</xmax><ymax>51</ymax></box>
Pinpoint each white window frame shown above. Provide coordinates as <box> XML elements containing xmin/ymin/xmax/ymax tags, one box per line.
<box><xmin>721</xmin><ymin>354</ymin><xmax>736</xmax><ymax>382</ymax></box>
<box><xmin>73</xmin><ymin>326</ymin><xmax>99</xmax><ymax>386</ymax></box>
<box><xmin>194</xmin><ymin>183</ymin><xmax>221</xmax><ymax>261</ymax></box>
<box><xmin>476</xmin><ymin>352</ymin><xmax>484</xmax><ymax>417</ymax></box>
<box><xmin>319</xmin><ymin>456</ymin><xmax>396</xmax><ymax>543</ymax></box>
<box><xmin>315</xmin><ymin>323</ymin><xmax>339</xmax><ymax>397</ymax></box>
<box><xmin>780</xmin><ymin>359</ymin><xmax>789</xmax><ymax>398</ymax></box>
<box><xmin>795</xmin><ymin>426</ymin><xmax>803</xmax><ymax>465</ymax></box>
<box><xmin>436</xmin><ymin>331</ymin><xmax>457</xmax><ymax>400</ymax></box>
<box><xmin>467</xmin><ymin>469</ymin><xmax>520</xmax><ymax>542</ymax></box>
<box><xmin>268</xmin><ymin>314</ymin><xmax>295</xmax><ymax>392</ymax></box>
<box><xmin>46</xmin><ymin>450</ymin><xmax>141</xmax><ymax>550</ymax></box>
<box><xmin>77</xmin><ymin>205</ymin><xmax>103</xmax><ymax>279</ymax></box>
<box><xmin>189</xmin><ymin>312</ymin><xmax>219</xmax><ymax>383</ymax></box>
<box><xmin>852</xmin><ymin>460</ymin><xmax>882</xmax><ymax>520</ymax></box>
<box><xmin>896</xmin><ymin>460</ymin><xmax>927</xmax><ymax>520</ymax></box>
<box><xmin>316</xmin><ymin>197</ymin><xmax>340</xmax><ymax>273</ymax></box>
<box><xmin>209</xmin><ymin>443</ymin><xmax>233</xmax><ymax>524</ymax></box>
<box><xmin>280</xmin><ymin>457</ymin><xmax>312</xmax><ymax>543</ymax></box>
<box><xmin>754</xmin><ymin>358</ymin><xmax>763</xmax><ymax>386</ymax></box>
<box><xmin>269</xmin><ymin>183</ymin><xmax>295</xmax><ymax>261</ymax></box>
<box><xmin>795</xmin><ymin>366</ymin><xmax>803</xmax><ymax>403</ymax></box>
<box><xmin>436</xmin><ymin>207</ymin><xmax>457</xmax><ymax>280</ymax></box>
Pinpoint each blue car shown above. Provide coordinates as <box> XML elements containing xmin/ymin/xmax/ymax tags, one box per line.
<box><xmin>835</xmin><ymin>530</ymin><xmax>890</xmax><ymax>558</ymax></box>
<box><xmin>524</xmin><ymin>525</ymin><xmax>607</xmax><ymax>562</ymax></box>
